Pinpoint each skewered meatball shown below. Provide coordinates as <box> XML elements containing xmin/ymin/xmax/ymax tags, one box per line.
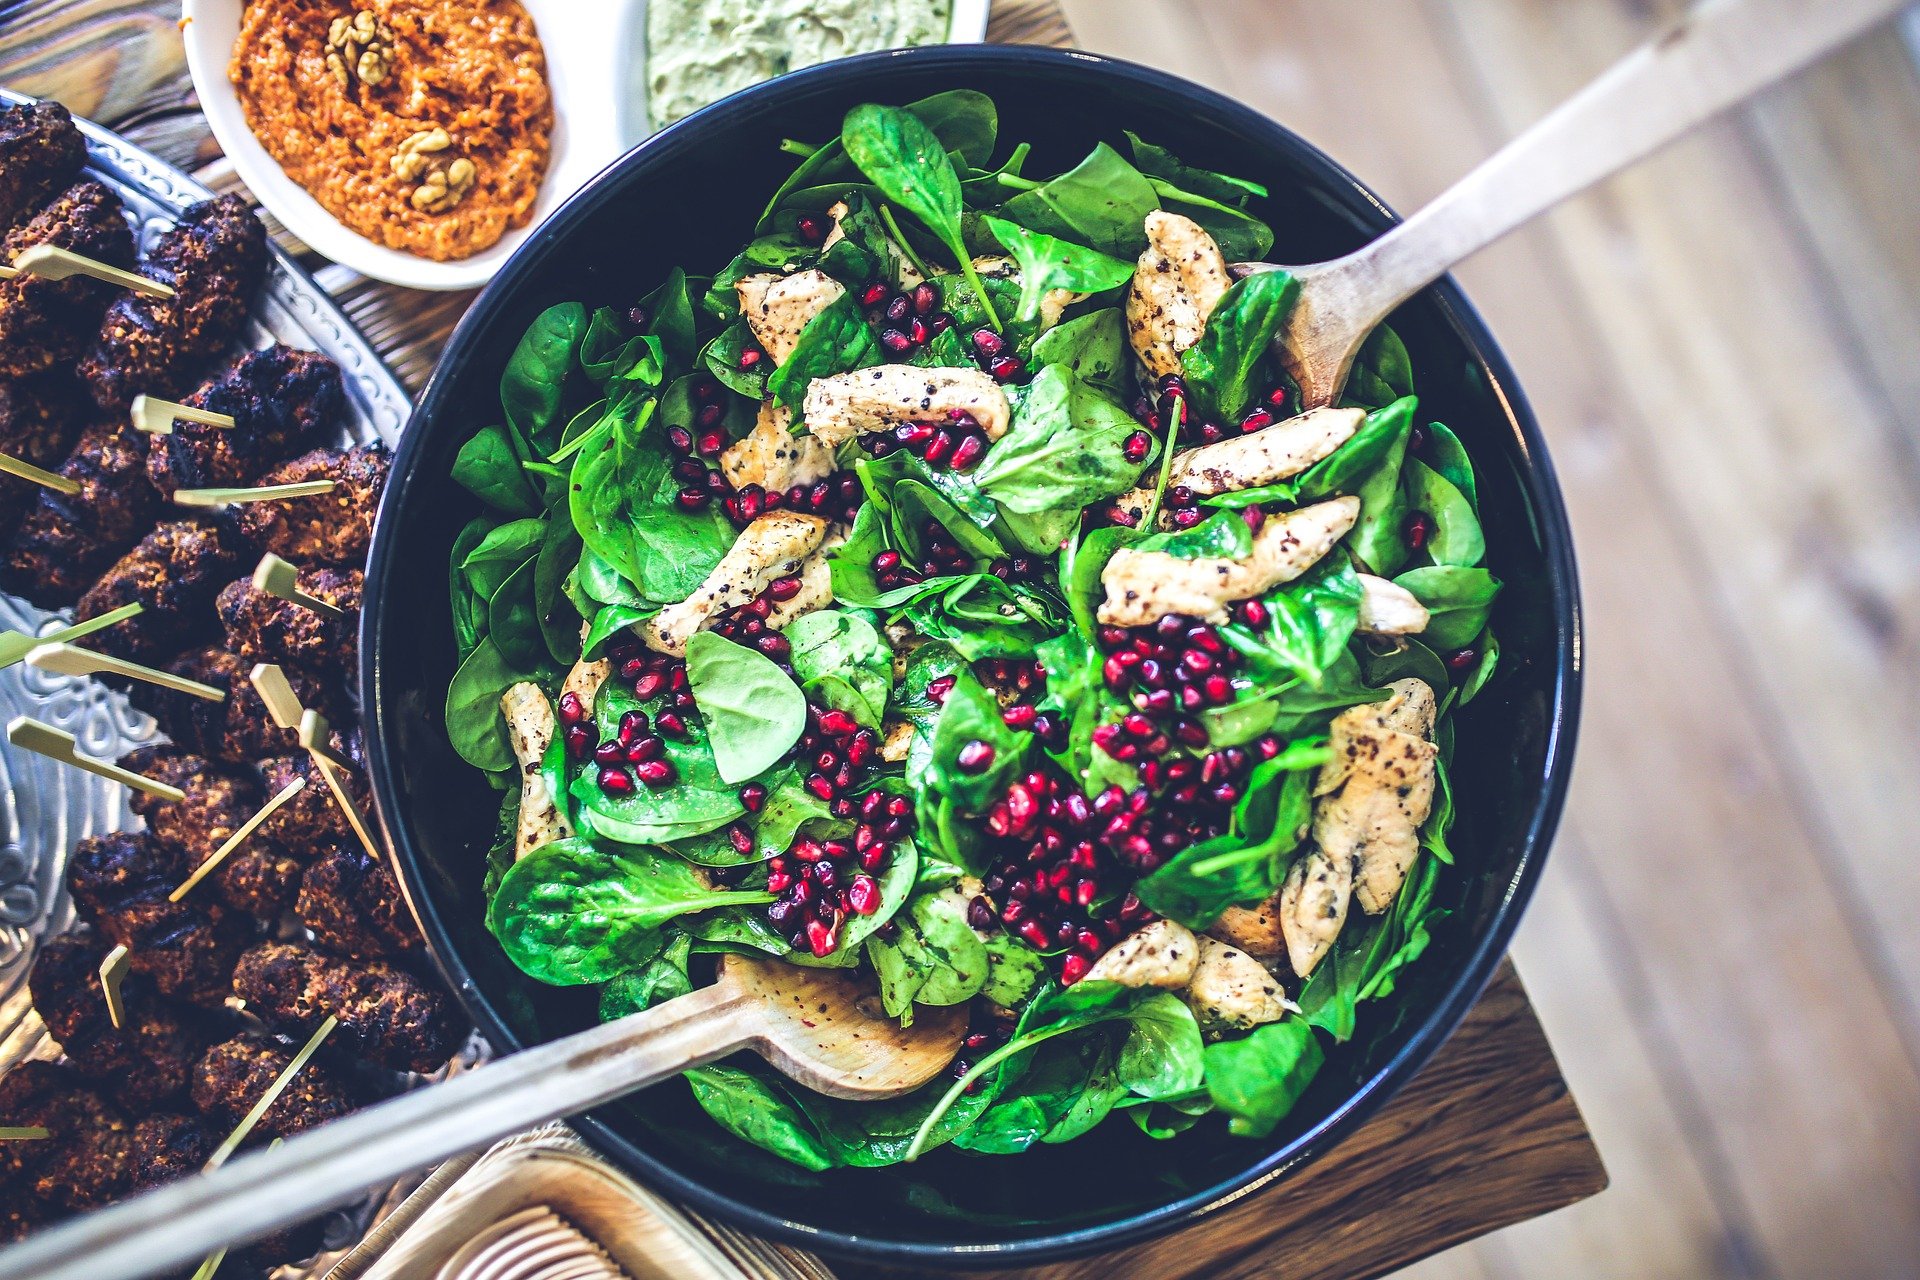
<box><xmin>0</xmin><ymin>422</ymin><xmax>158</xmax><ymax>608</ymax></box>
<box><xmin>257</xmin><ymin>741</ymin><xmax>370</xmax><ymax>855</ymax></box>
<box><xmin>78</xmin><ymin>194</ymin><xmax>268</xmax><ymax>412</ymax></box>
<box><xmin>73</xmin><ymin>518</ymin><xmax>245</xmax><ymax>663</ymax></box>
<box><xmin>231</xmin><ymin>941</ymin><xmax>458</xmax><ymax>1074</ymax></box>
<box><xmin>295</xmin><ymin>843</ymin><xmax>415</xmax><ymax>959</ymax></box>
<box><xmin>34</xmin><ymin>1113</ymin><xmax>134</xmax><ymax>1212</ymax></box>
<box><xmin>0</xmin><ymin>1196</ymin><xmax>45</xmax><ymax>1245</ymax></box>
<box><xmin>66</xmin><ymin>831</ymin><xmax>250</xmax><ymax>1005</ymax></box>
<box><xmin>122</xmin><ymin>744</ymin><xmax>304</xmax><ymax>917</ymax></box>
<box><xmin>0</xmin><ymin>101</ymin><xmax>87</xmax><ymax>230</ymax></box>
<box><xmin>0</xmin><ymin>374</ymin><xmax>85</xmax><ymax>543</ymax></box>
<box><xmin>216</xmin><ymin>566</ymin><xmax>360</xmax><ymax>674</ymax></box>
<box><xmin>191</xmin><ymin>1032</ymin><xmax>354</xmax><ymax>1140</ymax></box>
<box><xmin>28</xmin><ymin>932</ymin><xmax>211</xmax><ymax>1112</ymax></box>
<box><xmin>0</xmin><ymin>181</ymin><xmax>136</xmax><ymax>379</ymax></box>
<box><xmin>0</xmin><ymin>1062</ymin><xmax>133</xmax><ymax>1214</ymax></box>
<box><xmin>125</xmin><ymin>1112</ymin><xmax>219</xmax><ymax>1193</ymax></box>
<box><xmin>145</xmin><ymin>344</ymin><xmax>344</xmax><ymax>494</ymax></box>
<box><xmin>129</xmin><ymin>646</ymin><xmax>346</xmax><ymax>764</ymax></box>
<box><xmin>234</xmin><ymin>444</ymin><xmax>389</xmax><ymax>566</ymax></box>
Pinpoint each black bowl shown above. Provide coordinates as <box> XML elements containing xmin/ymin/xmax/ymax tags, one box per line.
<box><xmin>362</xmin><ymin>44</ymin><xmax>1582</xmax><ymax>1268</ymax></box>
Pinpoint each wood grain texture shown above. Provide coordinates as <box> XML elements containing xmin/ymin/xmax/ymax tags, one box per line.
<box><xmin>839</xmin><ymin>965</ymin><xmax>1604</xmax><ymax>1280</ymax></box>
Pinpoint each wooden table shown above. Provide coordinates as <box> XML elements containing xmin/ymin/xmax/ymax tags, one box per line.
<box><xmin>0</xmin><ymin>2</ymin><xmax>1604</xmax><ymax>1277</ymax></box>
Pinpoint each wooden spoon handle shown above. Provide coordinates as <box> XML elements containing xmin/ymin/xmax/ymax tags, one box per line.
<box><xmin>0</xmin><ymin>981</ymin><xmax>755</xmax><ymax>1280</ymax></box>
<box><xmin>1291</xmin><ymin>0</ymin><xmax>1909</xmax><ymax>398</ymax></box>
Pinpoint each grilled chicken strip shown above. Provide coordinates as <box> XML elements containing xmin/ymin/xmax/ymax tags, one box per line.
<box><xmin>641</xmin><ymin>511</ymin><xmax>830</xmax><ymax>657</ymax></box>
<box><xmin>1313</xmin><ymin>678</ymin><xmax>1439</xmax><ymax>915</ymax></box>
<box><xmin>1356</xmin><ymin>574</ymin><xmax>1430</xmax><ymax>635</ymax></box>
<box><xmin>66</xmin><ymin>831</ymin><xmax>250</xmax><ymax>1006</ymax></box>
<box><xmin>1</xmin><ymin>422</ymin><xmax>159</xmax><ymax>608</ymax></box>
<box><xmin>1185</xmin><ymin>937</ymin><xmax>1294</xmax><ymax>1033</ymax></box>
<box><xmin>28</xmin><ymin>932</ymin><xmax>211</xmax><ymax>1112</ymax></box>
<box><xmin>972</xmin><ymin>254</ymin><xmax>1083</xmax><ymax>328</ymax></box>
<box><xmin>1276</xmin><ymin>847</ymin><xmax>1351</xmax><ymax>980</ymax></box>
<box><xmin>295</xmin><ymin>841</ymin><xmax>417</xmax><ymax>959</ymax></box>
<box><xmin>79</xmin><ymin>193</ymin><xmax>269</xmax><ymax>412</ymax></box>
<box><xmin>1108</xmin><ymin>407</ymin><xmax>1365</xmax><ymax>527</ymax></box>
<box><xmin>736</xmin><ymin>269</ymin><xmax>844</xmax><ymax>365</ymax></box>
<box><xmin>145</xmin><ymin>343</ymin><xmax>344</xmax><ymax>494</ymax></box>
<box><xmin>231</xmin><ymin>941</ymin><xmax>460</xmax><ymax>1074</ymax></box>
<box><xmin>764</xmin><ymin>523</ymin><xmax>844</xmax><ymax>630</ymax></box>
<box><xmin>233</xmin><ymin>444</ymin><xmax>389</xmax><ymax>567</ymax></box>
<box><xmin>1126</xmin><ymin>211</ymin><xmax>1232</xmax><ymax>377</ymax></box>
<box><xmin>0</xmin><ymin>100</ymin><xmax>87</xmax><ymax>229</ymax></box>
<box><xmin>801</xmin><ymin>364</ymin><xmax>1010</xmax><ymax>447</ymax></box>
<box><xmin>1206</xmin><ymin>897</ymin><xmax>1285</xmax><ymax>963</ymax></box>
<box><xmin>0</xmin><ymin>181</ymin><xmax>137</xmax><ymax>379</ymax></box>
<box><xmin>1082</xmin><ymin>919</ymin><xmax>1202</xmax><ymax>989</ymax></box>
<box><xmin>73</xmin><ymin>518</ymin><xmax>246</xmax><ymax>663</ymax></box>
<box><xmin>191</xmin><ymin>1032</ymin><xmax>354</xmax><ymax>1140</ymax></box>
<box><xmin>502</xmin><ymin>682</ymin><xmax>570</xmax><ymax>859</ymax></box>
<box><xmin>720</xmin><ymin>399</ymin><xmax>835</xmax><ymax>494</ymax></box>
<box><xmin>1097</xmin><ymin>496</ymin><xmax>1360</xmax><ymax>628</ymax></box>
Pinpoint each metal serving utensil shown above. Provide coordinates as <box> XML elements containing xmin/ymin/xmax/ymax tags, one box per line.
<box><xmin>1236</xmin><ymin>0</ymin><xmax>1913</xmax><ymax>409</ymax></box>
<box><xmin>0</xmin><ymin>955</ymin><xmax>967</xmax><ymax>1280</ymax></box>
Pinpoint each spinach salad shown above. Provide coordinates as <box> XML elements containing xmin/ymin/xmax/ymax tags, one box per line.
<box><xmin>445</xmin><ymin>91</ymin><xmax>1501</xmax><ymax>1167</ymax></box>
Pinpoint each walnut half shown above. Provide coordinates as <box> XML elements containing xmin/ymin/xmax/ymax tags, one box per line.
<box><xmin>325</xmin><ymin>9</ymin><xmax>395</xmax><ymax>91</ymax></box>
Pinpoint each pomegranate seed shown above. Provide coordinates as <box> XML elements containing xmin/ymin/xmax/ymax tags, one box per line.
<box><xmin>1404</xmin><ymin>510</ymin><xmax>1436</xmax><ymax>551</ymax></box>
<box><xmin>967</xmin><ymin>897</ymin><xmax>997</xmax><ymax>931</ymax></box>
<box><xmin>912</xmin><ymin>282</ymin><xmax>939</xmax><ymax>314</ymax></box>
<box><xmin>950</xmin><ymin>433</ymin><xmax>986</xmax><ymax>470</ymax></box>
<box><xmin>880</xmin><ymin>328</ymin><xmax>913</xmax><ymax>355</ymax></box>
<box><xmin>598</xmin><ymin>768</ymin><xmax>634</xmax><ymax>796</ymax></box>
<box><xmin>594</xmin><ymin>740</ymin><xmax>625</xmax><ymax>766</ymax></box>
<box><xmin>557</xmin><ymin>691</ymin><xmax>586</xmax><ymax>725</ymax></box>
<box><xmin>738</xmin><ymin>346</ymin><xmax>763</xmax><ymax>369</ymax></box>
<box><xmin>736</xmin><ymin>486</ymin><xmax>765</xmax><ymax>521</ymax></box>
<box><xmin>676</xmin><ymin>488</ymin><xmax>709</xmax><ymax>510</ymax></box>
<box><xmin>923</xmin><ymin>429</ymin><xmax>954</xmax><ymax>466</ymax></box>
<box><xmin>925</xmin><ymin>675</ymin><xmax>955</xmax><ymax>704</ymax></box>
<box><xmin>1060</xmin><ymin>954</ymin><xmax>1093</xmax><ymax>985</ymax></box>
<box><xmin>738</xmin><ymin>782</ymin><xmax>767</xmax><ymax>813</ymax></box>
<box><xmin>818</xmin><ymin>709</ymin><xmax>858</xmax><ymax>736</ymax></box>
<box><xmin>805</xmin><ymin>918</ymin><xmax>838</xmax><ymax>957</ymax></box>
<box><xmin>988</xmin><ymin>355</ymin><xmax>1023</xmax><ymax>381</ymax></box>
<box><xmin>885</xmin><ymin>295</ymin><xmax>912</xmax><ymax>324</ymax></box>
<box><xmin>796</xmin><ymin>213</ymin><xmax>827</xmax><ymax>243</ymax></box>
<box><xmin>805</xmin><ymin>773</ymin><xmax>836</xmax><ymax>801</ymax></box>
<box><xmin>767</xmin><ymin>576</ymin><xmax>802</xmax><ymax>602</ymax></box>
<box><xmin>1017</xmin><ymin>920</ymin><xmax>1052</xmax><ymax>949</ymax></box>
<box><xmin>626</xmin><ymin>736</ymin><xmax>663</xmax><ymax>762</ymax></box>
<box><xmin>846</xmin><ymin>875</ymin><xmax>880</xmax><ymax>914</ymax></box>
<box><xmin>655</xmin><ymin>711</ymin><xmax>687</xmax><ymax>738</ymax></box>
<box><xmin>971</xmin><ymin>328</ymin><xmax>1006</xmax><ymax>357</ymax></box>
<box><xmin>634</xmin><ymin>759</ymin><xmax>677</xmax><ymax>788</ymax></box>
<box><xmin>860</xmin><ymin>282</ymin><xmax>889</xmax><ymax>306</ymax></box>
<box><xmin>1240</xmin><ymin>407</ymin><xmax>1275</xmax><ymax>434</ymax></box>
<box><xmin>956</xmin><ymin>741</ymin><xmax>996</xmax><ymax>773</ymax></box>
<box><xmin>1445</xmin><ymin>646</ymin><xmax>1480</xmax><ymax>672</ymax></box>
<box><xmin>1122</xmin><ymin>431</ymin><xmax>1152</xmax><ymax>464</ymax></box>
<box><xmin>632</xmin><ymin>672</ymin><xmax>665</xmax><ymax>700</ymax></box>
<box><xmin>872</xmin><ymin>549</ymin><xmax>901</xmax><ymax>573</ymax></box>
<box><xmin>1002</xmin><ymin>704</ymin><xmax>1038</xmax><ymax>730</ymax></box>
<box><xmin>728</xmin><ymin>824</ymin><xmax>755</xmax><ymax>856</ymax></box>
<box><xmin>757</xmin><ymin>633</ymin><xmax>791</xmax><ymax>661</ymax></box>
<box><xmin>563</xmin><ymin>725</ymin><xmax>594</xmax><ymax>760</ymax></box>
<box><xmin>860</xmin><ymin>845</ymin><xmax>888</xmax><ymax>871</ymax></box>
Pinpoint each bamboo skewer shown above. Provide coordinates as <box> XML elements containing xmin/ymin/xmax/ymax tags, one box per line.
<box><xmin>169</xmin><ymin>778</ymin><xmax>307</xmax><ymax>903</ymax></box>
<box><xmin>130</xmin><ymin>395</ymin><xmax>235</xmax><ymax>436</ymax></box>
<box><xmin>0</xmin><ymin>602</ymin><xmax>143</xmax><ymax>669</ymax></box>
<box><xmin>247</xmin><ymin>663</ymin><xmax>305</xmax><ymax>730</ymax></box>
<box><xmin>0</xmin><ymin>1127</ymin><xmax>51</xmax><ymax>1141</ymax></box>
<box><xmin>174</xmin><ymin>479</ymin><xmax>335</xmax><ymax>508</ymax></box>
<box><xmin>0</xmin><ymin>451</ymin><xmax>80</xmax><ymax>494</ymax></box>
<box><xmin>204</xmin><ymin>1019</ymin><xmax>337</xmax><ymax>1172</ymax></box>
<box><xmin>99</xmin><ymin>944</ymin><xmax>131</xmax><ymax>1030</ymax></box>
<box><xmin>0</xmin><ymin>245</ymin><xmax>174</xmax><ymax>298</ymax></box>
<box><xmin>5</xmin><ymin>718</ymin><xmax>186</xmax><ymax>800</ymax></box>
<box><xmin>27</xmin><ymin>642</ymin><xmax>227</xmax><ymax>701</ymax></box>
<box><xmin>251</xmin><ymin>553</ymin><xmax>347</xmax><ymax>620</ymax></box>
<box><xmin>297</xmin><ymin>709</ymin><xmax>382</xmax><ymax>863</ymax></box>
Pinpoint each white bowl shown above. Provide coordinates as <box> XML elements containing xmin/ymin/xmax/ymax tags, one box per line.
<box><xmin>181</xmin><ymin>0</ymin><xmax>991</xmax><ymax>292</ymax></box>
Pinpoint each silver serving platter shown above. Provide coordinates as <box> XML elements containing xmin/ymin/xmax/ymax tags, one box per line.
<box><xmin>0</xmin><ymin>88</ymin><xmax>418</xmax><ymax>1264</ymax></box>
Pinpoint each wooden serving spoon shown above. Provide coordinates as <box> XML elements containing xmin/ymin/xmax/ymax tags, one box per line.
<box><xmin>0</xmin><ymin>955</ymin><xmax>968</xmax><ymax>1280</ymax></box>
<box><xmin>1239</xmin><ymin>0</ymin><xmax>1913</xmax><ymax>409</ymax></box>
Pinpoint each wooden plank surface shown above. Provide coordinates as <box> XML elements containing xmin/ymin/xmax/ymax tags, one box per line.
<box><xmin>0</xmin><ymin>3</ymin><xmax>1607</xmax><ymax>1278</ymax></box>
<box><xmin>1054</xmin><ymin>0</ymin><xmax>1920</xmax><ymax>1276</ymax></box>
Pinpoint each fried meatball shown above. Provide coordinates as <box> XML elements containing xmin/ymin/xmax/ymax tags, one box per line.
<box><xmin>28</xmin><ymin>932</ymin><xmax>211</xmax><ymax>1112</ymax></box>
<box><xmin>0</xmin><ymin>1061</ymin><xmax>114</xmax><ymax>1189</ymax></box>
<box><xmin>0</xmin><ymin>1196</ymin><xmax>45</xmax><ymax>1245</ymax></box>
<box><xmin>0</xmin><ymin>101</ymin><xmax>87</xmax><ymax>229</ymax></box>
<box><xmin>0</xmin><ymin>374</ymin><xmax>85</xmax><ymax>543</ymax></box>
<box><xmin>125</xmin><ymin>1112</ymin><xmax>218</xmax><ymax>1191</ymax></box>
<box><xmin>231</xmin><ymin>942</ymin><xmax>458</xmax><ymax>1074</ymax></box>
<box><xmin>233</xmin><ymin>444</ymin><xmax>388</xmax><ymax>567</ymax></box>
<box><xmin>129</xmin><ymin>646</ymin><xmax>346</xmax><ymax>764</ymax></box>
<box><xmin>79</xmin><ymin>194</ymin><xmax>268</xmax><ymax>412</ymax></box>
<box><xmin>295</xmin><ymin>843</ymin><xmax>415</xmax><ymax>959</ymax></box>
<box><xmin>73</xmin><ymin>518</ymin><xmax>246</xmax><ymax>663</ymax></box>
<box><xmin>0</xmin><ymin>422</ymin><xmax>158</xmax><ymax>608</ymax></box>
<box><xmin>216</xmin><ymin>566</ymin><xmax>360</xmax><ymax>674</ymax></box>
<box><xmin>191</xmin><ymin>1032</ymin><xmax>353</xmax><ymax>1140</ymax></box>
<box><xmin>145</xmin><ymin>344</ymin><xmax>344</xmax><ymax>494</ymax></box>
<box><xmin>122</xmin><ymin>744</ymin><xmax>304</xmax><ymax>916</ymax></box>
<box><xmin>66</xmin><ymin>831</ymin><xmax>251</xmax><ymax>1005</ymax></box>
<box><xmin>257</xmin><ymin>741</ymin><xmax>370</xmax><ymax>855</ymax></box>
<box><xmin>0</xmin><ymin>181</ymin><xmax>136</xmax><ymax>378</ymax></box>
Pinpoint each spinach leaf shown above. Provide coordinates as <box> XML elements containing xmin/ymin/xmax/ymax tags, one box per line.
<box><xmin>502</xmin><ymin>302</ymin><xmax>588</xmax><ymax>453</ymax></box>
<box><xmin>581</xmin><ymin>603</ymin><xmax>650</xmax><ymax>662</ymax></box>
<box><xmin>1402</xmin><ymin>458</ymin><xmax>1484</xmax><ymax>568</ymax></box>
<box><xmin>1062</xmin><ymin>523</ymin><xmax>1137</xmax><ymax>642</ymax></box>
<box><xmin>784</xmin><ymin>609</ymin><xmax>893</xmax><ymax>727</ymax></box>
<box><xmin>760</xmin><ymin>90</ymin><xmax>998</xmax><ymax>231</ymax></box>
<box><xmin>1424</xmin><ymin>420</ymin><xmax>1478</xmax><ymax>510</ymax></box>
<box><xmin>1298</xmin><ymin>850</ymin><xmax>1445</xmax><ymax>1041</ymax></box>
<box><xmin>1345</xmin><ymin>399</ymin><xmax>1418</xmax><ymax>576</ymax></box>
<box><xmin>460</xmin><ymin>517</ymin><xmax>545</xmax><ymax>599</ymax></box>
<box><xmin>1124</xmin><ymin>131</ymin><xmax>1268</xmax><ymax>205</ymax></box>
<box><xmin>686</xmin><ymin>1064</ymin><xmax>836</xmax><ymax>1171</ymax></box>
<box><xmin>997</xmin><ymin>142</ymin><xmax>1159</xmax><ymax>257</ymax></box>
<box><xmin>1179</xmin><ymin>269</ymin><xmax>1297</xmax><ymax>423</ymax></box>
<box><xmin>923</xmin><ymin>668</ymin><xmax>1026</xmax><ymax>811</ymax></box>
<box><xmin>980</xmin><ymin>930</ymin><xmax>1047</xmax><ymax>1007</ymax></box>
<box><xmin>580</xmin><ymin>308</ymin><xmax>665</xmax><ymax>389</ymax></box>
<box><xmin>487</xmin><ymin>554</ymin><xmax>546</xmax><ymax>672</ymax></box>
<box><xmin>487</xmin><ymin>838</ymin><xmax>771</xmax><ymax>985</ymax></box>
<box><xmin>1135</xmin><ymin>507</ymin><xmax>1253</xmax><ymax>560</ymax></box>
<box><xmin>982</xmin><ymin>217</ymin><xmax>1134</xmax><ymax>325</ymax></box>
<box><xmin>1345</xmin><ymin>325</ymin><xmax>1415</xmax><ymax>410</ymax></box>
<box><xmin>1456</xmin><ymin>625</ymin><xmax>1499</xmax><ymax>704</ymax></box>
<box><xmin>1219</xmin><ymin>554</ymin><xmax>1365</xmax><ymax>686</ymax></box>
<box><xmin>1029</xmin><ymin>307</ymin><xmax>1129</xmax><ymax>394</ymax></box>
<box><xmin>1392</xmin><ymin>565</ymin><xmax>1501</xmax><ymax>651</ymax></box>
<box><xmin>971</xmin><ymin>366</ymin><xmax>1147</xmax><ymax>539</ymax></box>
<box><xmin>1146</xmin><ymin>179</ymin><xmax>1274</xmax><ymax>261</ymax></box>
<box><xmin>1115</xmin><ymin>992</ymin><xmax>1206</xmax><ymax>1101</ymax></box>
<box><xmin>533</xmin><ymin>516</ymin><xmax>583</xmax><ymax>666</ymax></box>
<box><xmin>452</xmin><ymin>422</ymin><xmax>542</xmax><ymax>516</ymax></box>
<box><xmin>445</xmin><ymin>637</ymin><xmax>522</xmax><ymax>773</ymax></box>
<box><xmin>599</xmin><ymin>933</ymin><xmax>693</xmax><ymax>1019</ymax></box>
<box><xmin>640</xmin><ymin>268</ymin><xmax>697</xmax><ymax>369</ymax></box>
<box><xmin>702</xmin><ymin>321</ymin><xmax>771</xmax><ymax>399</ymax></box>
<box><xmin>571</xmin><ymin>684</ymin><xmax>745</xmax><ymax>843</ymax></box>
<box><xmin>1204</xmin><ymin>1017</ymin><xmax>1325</xmax><ymax>1137</ymax></box>
<box><xmin>449</xmin><ymin>517</ymin><xmax>491</xmax><ymax>659</ymax></box>
<box><xmin>765</xmin><ymin>291</ymin><xmax>882</xmax><ymax>416</ymax></box>
<box><xmin>684</xmin><ymin>632</ymin><xmax>807</xmax><ymax>784</ymax></box>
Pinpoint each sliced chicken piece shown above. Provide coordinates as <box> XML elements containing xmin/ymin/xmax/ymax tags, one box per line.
<box><xmin>1126</xmin><ymin>211</ymin><xmax>1233</xmax><ymax>377</ymax></box>
<box><xmin>1185</xmin><ymin>937</ymin><xmax>1295</xmax><ymax>1033</ymax></box>
<box><xmin>641</xmin><ymin>511</ymin><xmax>830</xmax><ymax>657</ymax></box>
<box><xmin>972</xmin><ymin>255</ymin><xmax>1083</xmax><ymax>328</ymax></box>
<box><xmin>765</xmin><ymin>523</ymin><xmax>845</xmax><ymax>632</ymax></box>
<box><xmin>1313</xmin><ymin>678</ymin><xmax>1440</xmax><ymax>915</ymax></box>
<box><xmin>561</xmin><ymin>622</ymin><xmax>611</xmax><ymax>712</ymax></box>
<box><xmin>801</xmin><ymin>364</ymin><xmax>1010</xmax><ymax>447</ymax></box>
<box><xmin>500</xmin><ymin>683</ymin><xmax>571</xmax><ymax>859</ymax></box>
<box><xmin>736</xmin><ymin>270</ymin><xmax>844</xmax><ymax>366</ymax></box>
<box><xmin>720</xmin><ymin>400</ymin><xmax>836</xmax><ymax>495</ymax></box>
<box><xmin>1208</xmin><ymin>898</ymin><xmax>1285</xmax><ymax>961</ymax></box>
<box><xmin>1097</xmin><ymin>496</ymin><xmax>1360</xmax><ymax>628</ymax></box>
<box><xmin>1109</xmin><ymin>407</ymin><xmax>1365</xmax><ymax>527</ymax></box>
<box><xmin>1356</xmin><ymin>574</ymin><xmax>1430</xmax><ymax>636</ymax></box>
<box><xmin>1277</xmin><ymin>847</ymin><xmax>1352</xmax><ymax>979</ymax></box>
<box><xmin>1082</xmin><ymin>920</ymin><xmax>1202</xmax><ymax>989</ymax></box>
<box><xmin>880</xmin><ymin>720</ymin><xmax>914</xmax><ymax>763</ymax></box>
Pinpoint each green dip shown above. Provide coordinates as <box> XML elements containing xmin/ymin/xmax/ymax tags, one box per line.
<box><xmin>647</xmin><ymin>0</ymin><xmax>953</xmax><ymax>128</ymax></box>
